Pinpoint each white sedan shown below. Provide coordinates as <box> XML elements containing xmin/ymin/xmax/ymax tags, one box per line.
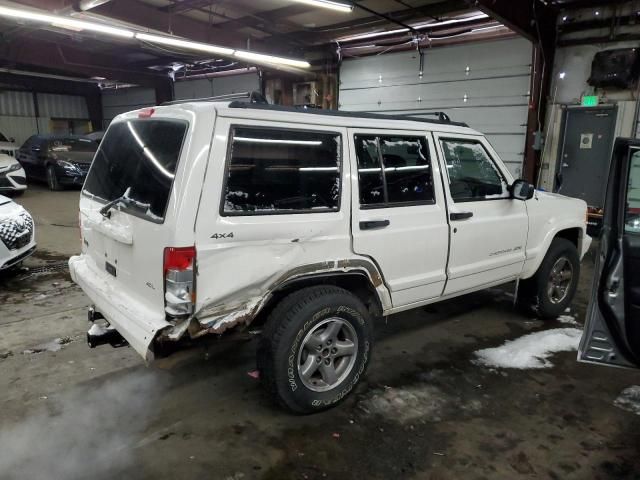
<box><xmin>0</xmin><ymin>195</ymin><xmax>36</xmax><ymax>270</ymax></box>
<box><xmin>0</xmin><ymin>148</ymin><xmax>27</xmax><ymax>195</ymax></box>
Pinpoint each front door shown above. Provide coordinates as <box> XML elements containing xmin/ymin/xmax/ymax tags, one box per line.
<box><xmin>579</xmin><ymin>138</ymin><xmax>640</xmax><ymax>368</ymax></box>
<box><xmin>433</xmin><ymin>133</ymin><xmax>529</xmax><ymax>295</ymax></box>
<box><xmin>349</xmin><ymin>129</ymin><xmax>449</xmax><ymax>307</ymax></box>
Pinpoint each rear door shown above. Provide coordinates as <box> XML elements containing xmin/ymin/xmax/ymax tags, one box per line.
<box><xmin>579</xmin><ymin>138</ymin><xmax>640</xmax><ymax>368</ymax></box>
<box><xmin>80</xmin><ymin>108</ymin><xmax>202</xmax><ymax>316</ymax></box>
<box><xmin>349</xmin><ymin>129</ymin><xmax>449</xmax><ymax>307</ymax></box>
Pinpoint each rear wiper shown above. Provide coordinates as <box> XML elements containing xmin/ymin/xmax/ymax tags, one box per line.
<box><xmin>100</xmin><ymin>194</ymin><xmax>132</xmax><ymax>219</ymax></box>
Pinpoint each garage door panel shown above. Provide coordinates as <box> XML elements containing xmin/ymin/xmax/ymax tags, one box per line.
<box><xmin>339</xmin><ymin>37</ymin><xmax>533</xmax><ymax>175</ymax></box>
<box><xmin>485</xmin><ymin>135</ymin><xmax>526</xmax><ymax>157</ymax></box>
<box><xmin>343</xmin><ymin>106</ymin><xmax>528</xmax><ymax>136</ymax></box>
<box><xmin>341</xmin><ymin>65</ymin><xmax>531</xmax><ymax>90</ymax></box>
<box><xmin>341</xmin><ymin>77</ymin><xmax>528</xmax><ymax>107</ymax></box>
<box><xmin>340</xmin><ymin>38</ymin><xmax>532</xmax><ymax>88</ymax></box>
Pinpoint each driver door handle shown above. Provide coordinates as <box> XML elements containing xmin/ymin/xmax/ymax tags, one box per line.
<box><xmin>450</xmin><ymin>212</ymin><xmax>473</xmax><ymax>221</ymax></box>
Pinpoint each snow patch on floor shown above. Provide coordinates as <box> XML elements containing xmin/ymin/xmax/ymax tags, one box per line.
<box><xmin>557</xmin><ymin>314</ymin><xmax>579</xmax><ymax>326</ymax></box>
<box><xmin>473</xmin><ymin>328</ymin><xmax>582</xmax><ymax>369</ymax></box>
<box><xmin>23</xmin><ymin>337</ymin><xmax>73</xmax><ymax>355</ymax></box>
<box><xmin>614</xmin><ymin>386</ymin><xmax>640</xmax><ymax>415</ymax></box>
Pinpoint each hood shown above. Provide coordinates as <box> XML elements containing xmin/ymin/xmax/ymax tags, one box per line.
<box><xmin>0</xmin><ymin>154</ymin><xmax>20</xmax><ymax>170</ymax></box>
<box><xmin>0</xmin><ymin>194</ymin><xmax>10</xmax><ymax>206</ymax></box>
<box><xmin>53</xmin><ymin>151</ymin><xmax>96</xmax><ymax>165</ymax></box>
<box><xmin>0</xmin><ymin>141</ymin><xmax>18</xmax><ymax>153</ymax></box>
<box><xmin>533</xmin><ymin>190</ymin><xmax>588</xmax><ymax>218</ymax></box>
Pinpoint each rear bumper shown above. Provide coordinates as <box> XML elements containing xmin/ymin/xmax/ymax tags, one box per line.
<box><xmin>69</xmin><ymin>254</ymin><xmax>171</xmax><ymax>362</ymax></box>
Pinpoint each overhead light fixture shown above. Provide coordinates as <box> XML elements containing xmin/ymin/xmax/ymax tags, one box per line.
<box><xmin>0</xmin><ymin>5</ymin><xmax>310</xmax><ymax>69</ymax></box>
<box><xmin>234</xmin><ymin>51</ymin><xmax>311</xmax><ymax>69</ymax></box>
<box><xmin>136</xmin><ymin>33</ymin><xmax>234</xmax><ymax>56</ymax></box>
<box><xmin>0</xmin><ymin>5</ymin><xmax>134</xmax><ymax>38</ymax></box>
<box><xmin>290</xmin><ymin>0</ymin><xmax>353</xmax><ymax>13</ymax></box>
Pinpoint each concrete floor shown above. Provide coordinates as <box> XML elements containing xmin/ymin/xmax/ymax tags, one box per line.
<box><xmin>1</xmin><ymin>185</ymin><xmax>640</xmax><ymax>480</ymax></box>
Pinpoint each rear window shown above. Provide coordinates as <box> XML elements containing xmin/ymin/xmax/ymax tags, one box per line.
<box><xmin>83</xmin><ymin>120</ymin><xmax>187</xmax><ymax>223</ymax></box>
<box><xmin>48</xmin><ymin>138</ymin><xmax>97</xmax><ymax>153</ymax></box>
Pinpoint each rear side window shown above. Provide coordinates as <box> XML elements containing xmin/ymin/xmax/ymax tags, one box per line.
<box><xmin>625</xmin><ymin>149</ymin><xmax>640</xmax><ymax>234</ymax></box>
<box><xmin>440</xmin><ymin>139</ymin><xmax>508</xmax><ymax>202</ymax></box>
<box><xmin>83</xmin><ymin>120</ymin><xmax>187</xmax><ymax>223</ymax></box>
<box><xmin>354</xmin><ymin>135</ymin><xmax>434</xmax><ymax>208</ymax></box>
<box><xmin>223</xmin><ymin>127</ymin><xmax>341</xmax><ymax>215</ymax></box>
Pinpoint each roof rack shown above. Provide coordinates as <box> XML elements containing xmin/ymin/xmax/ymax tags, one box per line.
<box><xmin>226</xmin><ymin>101</ymin><xmax>468</xmax><ymax>127</ymax></box>
<box><xmin>162</xmin><ymin>90</ymin><xmax>268</xmax><ymax>106</ymax></box>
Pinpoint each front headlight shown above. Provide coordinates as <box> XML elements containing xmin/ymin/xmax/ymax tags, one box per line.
<box><xmin>6</xmin><ymin>163</ymin><xmax>22</xmax><ymax>173</ymax></box>
<box><xmin>56</xmin><ymin>159</ymin><xmax>79</xmax><ymax>171</ymax></box>
<box><xmin>0</xmin><ymin>163</ymin><xmax>21</xmax><ymax>173</ymax></box>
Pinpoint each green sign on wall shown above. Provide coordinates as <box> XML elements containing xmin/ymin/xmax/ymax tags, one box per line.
<box><xmin>581</xmin><ymin>95</ymin><xmax>599</xmax><ymax>107</ymax></box>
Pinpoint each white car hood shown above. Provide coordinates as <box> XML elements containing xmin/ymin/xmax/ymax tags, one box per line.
<box><xmin>0</xmin><ymin>142</ymin><xmax>18</xmax><ymax>153</ymax></box>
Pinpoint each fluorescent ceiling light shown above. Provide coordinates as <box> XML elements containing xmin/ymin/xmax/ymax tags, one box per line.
<box><xmin>136</xmin><ymin>33</ymin><xmax>234</xmax><ymax>56</ymax></box>
<box><xmin>290</xmin><ymin>0</ymin><xmax>353</xmax><ymax>13</ymax></box>
<box><xmin>0</xmin><ymin>5</ymin><xmax>134</xmax><ymax>38</ymax></box>
<box><xmin>234</xmin><ymin>51</ymin><xmax>311</xmax><ymax>69</ymax></box>
<box><xmin>337</xmin><ymin>13</ymin><xmax>489</xmax><ymax>42</ymax></box>
<box><xmin>0</xmin><ymin>5</ymin><xmax>310</xmax><ymax>69</ymax></box>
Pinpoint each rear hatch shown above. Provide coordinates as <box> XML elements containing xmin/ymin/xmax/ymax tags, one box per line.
<box><xmin>79</xmin><ymin>109</ymin><xmax>192</xmax><ymax>322</ymax></box>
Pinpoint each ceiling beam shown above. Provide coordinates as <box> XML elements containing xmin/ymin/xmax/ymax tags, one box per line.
<box><xmin>91</xmin><ymin>0</ymin><xmax>248</xmax><ymax>49</ymax></box>
<box><xmin>273</xmin><ymin>0</ymin><xmax>468</xmax><ymax>45</ymax></box>
<box><xmin>0</xmin><ymin>36</ymin><xmax>169</xmax><ymax>87</ymax></box>
<box><xmin>469</xmin><ymin>0</ymin><xmax>558</xmax><ymax>46</ymax></box>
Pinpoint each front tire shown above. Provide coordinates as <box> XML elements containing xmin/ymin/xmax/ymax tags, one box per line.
<box><xmin>47</xmin><ymin>165</ymin><xmax>62</xmax><ymax>191</ymax></box>
<box><xmin>518</xmin><ymin>238</ymin><xmax>580</xmax><ymax>319</ymax></box>
<box><xmin>257</xmin><ymin>286</ymin><xmax>372</xmax><ymax>414</ymax></box>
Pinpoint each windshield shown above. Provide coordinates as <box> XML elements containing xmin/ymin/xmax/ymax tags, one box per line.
<box><xmin>83</xmin><ymin>120</ymin><xmax>188</xmax><ymax>223</ymax></box>
<box><xmin>48</xmin><ymin>138</ymin><xmax>97</xmax><ymax>153</ymax></box>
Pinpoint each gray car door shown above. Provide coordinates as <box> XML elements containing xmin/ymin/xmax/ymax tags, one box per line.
<box><xmin>579</xmin><ymin>138</ymin><xmax>640</xmax><ymax>368</ymax></box>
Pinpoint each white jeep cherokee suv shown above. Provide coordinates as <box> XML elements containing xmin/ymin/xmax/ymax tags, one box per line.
<box><xmin>70</xmin><ymin>96</ymin><xmax>590</xmax><ymax>413</ymax></box>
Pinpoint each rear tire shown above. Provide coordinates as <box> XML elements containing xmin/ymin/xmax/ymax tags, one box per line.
<box><xmin>518</xmin><ymin>238</ymin><xmax>580</xmax><ymax>319</ymax></box>
<box><xmin>47</xmin><ymin>165</ymin><xmax>62</xmax><ymax>191</ymax></box>
<box><xmin>257</xmin><ymin>285</ymin><xmax>372</xmax><ymax>414</ymax></box>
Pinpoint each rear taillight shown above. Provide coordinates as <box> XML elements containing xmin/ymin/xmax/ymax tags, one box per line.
<box><xmin>163</xmin><ymin>246</ymin><xmax>196</xmax><ymax>318</ymax></box>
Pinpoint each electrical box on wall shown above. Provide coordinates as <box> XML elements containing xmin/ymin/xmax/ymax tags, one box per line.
<box><xmin>588</xmin><ymin>48</ymin><xmax>640</xmax><ymax>89</ymax></box>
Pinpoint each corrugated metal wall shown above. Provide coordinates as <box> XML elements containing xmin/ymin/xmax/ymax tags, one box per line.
<box><xmin>0</xmin><ymin>90</ymin><xmax>90</xmax><ymax>145</ymax></box>
<box><xmin>37</xmin><ymin>93</ymin><xmax>89</xmax><ymax>119</ymax></box>
<box><xmin>174</xmin><ymin>72</ymin><xmax>260</xmax><ymax>100</ymax></box>
<box><xmin>102</xmin><ymin>87</ymin><xmax>156</xmax><ymax>127</ymax></box>
<box><xmin>339</xmin><ymin>37</ymin><xmax>533</xmax><ymax>178</ymax></box>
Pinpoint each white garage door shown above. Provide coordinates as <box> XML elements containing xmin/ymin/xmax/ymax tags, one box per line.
<box><xmin>174</xmin><ymin>72</ymin><xmax>260</xmax><ymax>100</ymax></box>
<box><xmin>339</xmin><ymin>37</ymin><xmax>533</xmax><ymax>177</ymax></box>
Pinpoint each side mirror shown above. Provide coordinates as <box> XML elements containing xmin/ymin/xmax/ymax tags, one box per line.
<box><xmin>511</xmin><ymin>179</ymin><xmax>535</xmax><ymax>201</ymax></box>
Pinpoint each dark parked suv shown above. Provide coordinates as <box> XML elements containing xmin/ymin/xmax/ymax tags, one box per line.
<box><xmin>17</xmin><ymin>134</ymin><xmax>98</xmax><ymax>190</ymax></box>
